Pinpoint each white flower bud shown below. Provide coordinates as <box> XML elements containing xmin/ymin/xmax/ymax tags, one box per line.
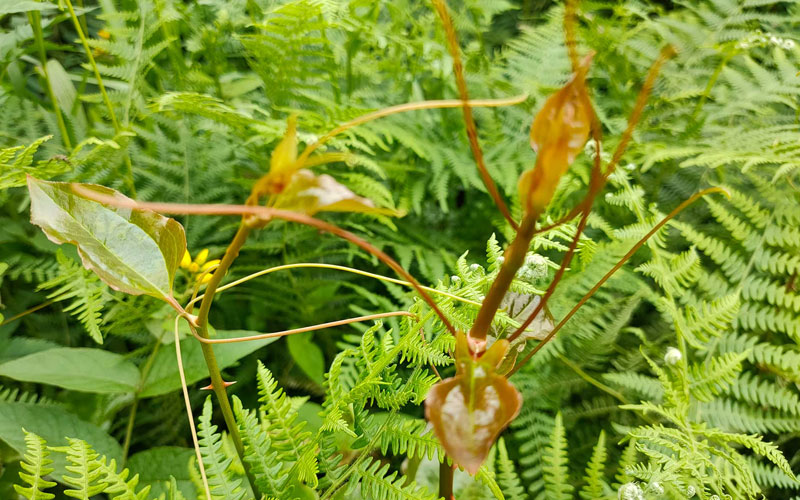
<box><xmin>649</xmin><ymin>481</ymin><xmax>664</xmax><ymax>494</ymax></box>
<box><xmin>664</xmin><ymin>347</ymin><xmax>682</xmax><ymax>365</ymax></box>
<box><xmin>451</xmin><ymin>275</ymin><xmax>461</xmax><ymax>284</ymax></box>
<box><xmin>686</xmin><ymin>485</ymin><xmax>696</xmax><ymax>498</ymax></box>
<box><xmin>618</xmin><ymin>482</ymin><xmax>643</xmax><ymax>500</ymax></box>
<box><xmin>469</xmin><ymin>263</ymin><xmax>482</xmax><ymax>272</ymax></box>
<box><xmin>496</xmin><ymin>256</ymin><xmax>505</xmax><ymax>266</ymax></box>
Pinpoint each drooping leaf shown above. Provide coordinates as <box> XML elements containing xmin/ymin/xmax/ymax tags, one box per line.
<box><xmin>0</xmin><ymin>348</ymin><xmax>140</xmax><ymax>394</ymax></box>
<box><xmin>425</xmin><ymin>332</ymin><xmax>522</xmax><ymax>474</ymax></box>
<box><xmin>273</xmin><ymin>169</ymin><xmax>404</xmax><ymax>217</ymax></box>
<box><xmin>0</xmin><ymin>401</ymin><xmax>122</xmax><ymax>480</ymax></box>
<box><xmin>26</xmin><ymin>177</ymin><xmax>186</xmax><ymax>302</ymax></box>
<box><xmin>519</xmin><ymin>54</ymin><xmax>594</xmax><ymax>213</ymax></box>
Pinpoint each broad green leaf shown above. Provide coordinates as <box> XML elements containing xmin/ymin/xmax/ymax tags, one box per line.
<box><xmin>0</xmin><ymin>1</ymin><xmax>58</xmax><ymax>14</ymax></box>
<box><xmin>0</xmin><ymin>336</ymin><xmax>57</xmax><ymax>365</ymax></box>
<box><xmin>0</xmin><ymin>348</ymin><xmax>140</xmax><ymax>393</ymax></box>
<box><xmin>27</xmin><ymin>177</ymin><xmax>186</xmax><ymax>301</ymax></box>
<box><xmin>0</xmin><ymin>401</ymin><xmax>122</xmax><ymax>480</ymax></box>
<box><xmin>140</xmin><ymin>330</ymin><xmax>277</xmax><ymax>398</ymax></box>
<box><xmin>287</xmin><ymin>334</ymin><xmax>325</xmax><ymax>385</ymax></box>
<box><xmin>127</xmin><ymin>447</ymin><xmax>195</xmax><ymax>499</ymax></box>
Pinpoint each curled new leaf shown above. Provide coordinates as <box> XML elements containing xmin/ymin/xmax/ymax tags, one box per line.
<box><xmin>272</xmin><ymin>169</ymin><xmax>404</xmax><ymax>217</ymax></box>
<box><xmin>519</xmin><ymin>53</ymin><xmax>594</xmax><ymax>214</ymax></box>
<box><xmin>425</xmin><ymin>332</ymin><xmax>522</xmax><ymax>474</ymax></box>
<box><xmin>27</xmin><ymin>177</ymin><xmax>186</xmax><ymax>302</ymax></box>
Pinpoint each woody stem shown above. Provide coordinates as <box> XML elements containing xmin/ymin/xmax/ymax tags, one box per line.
<box><xmin>468</xmin><ymin>209</ymin><xmax>540</xmax><ymax>343</ymax></box>
<box><xmin>192</xmin><ymin>222</ymin><xmax>259</xmax><ymax>495</ymax></box>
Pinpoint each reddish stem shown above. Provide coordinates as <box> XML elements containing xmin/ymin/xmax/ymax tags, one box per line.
<box><xmin>70</xmin><ymin>186</ymin><xmax>457</xmax><ymax>336</ymax></box>
<box><xmin>432</xmin><ymin>0</ymin><xmax>518</xmax><ymax>230</ymax></box>
<box><xmin>508</xmin><ymin>187</ymin><xmax>729</xmax><ymax>375</ymax></box>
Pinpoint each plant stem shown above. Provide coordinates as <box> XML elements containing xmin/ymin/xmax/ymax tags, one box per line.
<box><xmin>122</xmin><ymin>339</ymin><xmax>163</xmax><ymax>463</ymax></box>
<box><xmin>74</xmin><ymin>185</ymin><xmax>459</xmax><ymax>336</ymax></box>
<box><xmin>190</xmin><ymin>311</ymin><xmax>415</xmax><ymax>344</ymax></box>
<box><xmin>27</xmin><ymin>11</ymin><xmax>72</xmax><ymax>151</ymax></box>
<box><xmin>187</xmin><ymin>262</ymin><xmax>482</xmax><ymax>309</ymax></box>
<box><xmin>468</xmin><ymin>210</ymin><xmax>539</xmax><ymax>342</ymax></box>
<box><xmin>191</xmin><ymin>222</ymin><xmax>259</xmax><ymax>495</ymax></box>
<box><xmin>431</xmin><ymin>0</ymin><xmax>518</xmax><ymax>230</ymax></box>
<box><xmin>297</xmin><ymin>95</ymin><xmax>526</xmax><ymax>163</ymax></box>
<box><xmin>63</xmin><ymin>0</ymin><xmax>137</xmax><ymax>197</ymax></box>
<box><xmin>508</xmin><ymin>187</ymin><xmax>729</xmax><ymax>375</ymax></box>
<box><xmin>438</xmin><ymin>460</ymin><xmax>455</xmax><ymax>500</ymax></box>
<box><xmin>0</xmin><ymin>299</ymin><xmax>55</xmax><ymax>327</ymax></box>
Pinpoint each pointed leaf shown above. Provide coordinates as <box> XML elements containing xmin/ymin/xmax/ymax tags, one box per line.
<box><xmin>425</xmin><ymin>333</ymin><xmax>522</xmax><ymax>474</ymax></box>
<box><xmin>520</xmin><ymin>54</ymin><xmax>594</xmax><ymax>213</ymax></box>
<box><xmin>274</xmin><ymin>169</ymin><xmax>403</xmax><ymax>217</ymax></box>
<box><xmin>27</xmin><ymin>177</ymin><xmax>186</xmax><ymax>301</ymax></box>
<box><xmin>0</xmin><ymin>348</ymin><xmax>140</xmax><ymax>394</ymax></box>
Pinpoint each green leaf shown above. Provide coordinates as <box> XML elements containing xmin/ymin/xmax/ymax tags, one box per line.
<box><xmin>0</xmin><ymin>337</ymin><xmax>58</xmax><ymax>365</ymax></box>
<box><xmin>0</xmin><ymin>1</ymin><xmax>57</xmax><ymax>15</ymax></box>
<box><xmin>0</xmin><ymin>348</ymin><xmax>140</xmax><ymax>394</ymax></box>
<box><xmin>27</xmin><ymin>177</ymin><xmax>186</xmax><ymax>302</ymax></box>
<box><xmin>140</xmin><ymin>330</ymin><xmax>277</xmax><ymax>398</ymax></box>
<box><xmin>0</xmin><ymin>401</ymin><xmax>122</xmax><ymax>481</ymax></box>
<box><xmin>127</xmin><ymin>447</ymin><xmax>195</xmax><ymax>499</ymax></box>
<box><xmin>287</xmin><ymin>334</ymin><xmax>325</xmax><ymax>385</ymax></box>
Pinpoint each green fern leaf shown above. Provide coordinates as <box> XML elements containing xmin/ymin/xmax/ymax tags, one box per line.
<box><xmin>14</xmin><ymin>430</ymin><xmax>56</xmax><ymax>500</ymax></box>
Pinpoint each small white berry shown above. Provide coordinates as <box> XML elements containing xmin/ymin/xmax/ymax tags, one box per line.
<box><xmin>664</xmin><ymin>347</ymin><xmax>682</xmax><ymax>365</ymax></box>
<box><xmin>451</xmin><ymin>275</ymin><xmax>461</xmax><ymax>284</ymax></box>
<box><xmin>496</xmin><ymin>256</ymin><xmax>505</xmax><ymax>265</ymax></box>
<box><xmin>686</xmin><ymin>485</ymin><xmax>696</xmax><ymax>497</ymax></box>
<box><xmin>469</xmin><ymin>263</ymin><xmax>481</xmax><ymax>272</ymax></box>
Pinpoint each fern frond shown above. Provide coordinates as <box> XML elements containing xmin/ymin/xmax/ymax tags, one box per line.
<box><xmin>197</xmin><ymin>397</ymin><xmax>246</xmax><ymax>500</ymax></box>
<box><xmin>37</xmin><ymin>250</ymin><xmax>109</xmax><ymax>344</ymax></box>
<box><xmin>232</xmin><ymin>396</ymin><xmax>288</xmax><ymax>498</ymax></box>
<box><xmin>541</xmin><ymin>412</ymin><xmax>573</xmax><ymax>500</ymax></box>
<box><xmin>62</xmin><ymin>438</ymin><xmax>107</xmax><ymax>498</ymax></box>
<box><xmin>351</xmin><ymin>458</ymin><xmax>438</xmax><ymax>500</ymax></box>
<box><xmin>496</xmin><ymin>438</ymin><xmax>524</xmax><ymax>499</ymax></box>
<box><xmin>14</xmin><ymin>430</ymin><xmax>56</xmax><ymax>500</ymax></box>
<box><xmin>580</xmin><ymin>431</ymin><xmax>609</xmax><ymax>500</ymax></box>
<box><xmin>689</xmin><ymin>351</ymin><xmax>748</xmax><ymax>402</ymax></box>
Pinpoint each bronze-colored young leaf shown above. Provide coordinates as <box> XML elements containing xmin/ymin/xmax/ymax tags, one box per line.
<box><xmin>265</xmin><ymin>114</ymin><xmax>299</xmax><ymax>193</ymax></box>
<box><xmin>519</xmin><ymin>54</ymin><xmax>594</xmax><ymax>214</ymax></box>
<box><xmin>27</xmin><ymin>176</ymin><xmax>186</xmax><ymax>302</ymax></box>
<box><xmin>272</xmin><ymin>169</ymin><xmax>404</xmax><ymax>217</ymax></box>
<box><xmin>425</xmin><ymin>332</ymin><xmax>522</xmax><ymax>475</ymax></box>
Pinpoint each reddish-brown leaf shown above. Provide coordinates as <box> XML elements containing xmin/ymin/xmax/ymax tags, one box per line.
<box><xmin>425</xmin><ymin>332</ymin><xmax>522</xmax><ymax>474</ymax></box>
<box><xmin>519</xmin><ymin>54</ymin><xmax>594</xmax><ymax>214</ymax></box>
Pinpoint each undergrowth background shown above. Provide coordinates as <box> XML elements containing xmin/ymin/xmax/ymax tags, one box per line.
<box><xmin>1</xmin><ymin>0</ymin><xmax>799</xmax><ymax>499</ymax></box>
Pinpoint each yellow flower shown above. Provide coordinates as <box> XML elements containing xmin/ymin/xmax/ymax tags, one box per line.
<box><xmin>182</xmin><ymin>249</ymin><xmax>219</xmax><ymax>285</ymax></box>
<box><xmin>180</xmin><ymin>250</ymin><xmax>192</xmax><ymax>269</ymax></box>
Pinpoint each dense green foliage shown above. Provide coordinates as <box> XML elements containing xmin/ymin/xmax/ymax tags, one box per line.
<box><xmin>1</xmin><ymin>0</ymin><xmax>799</xmax><ymax>499</ymax></box>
